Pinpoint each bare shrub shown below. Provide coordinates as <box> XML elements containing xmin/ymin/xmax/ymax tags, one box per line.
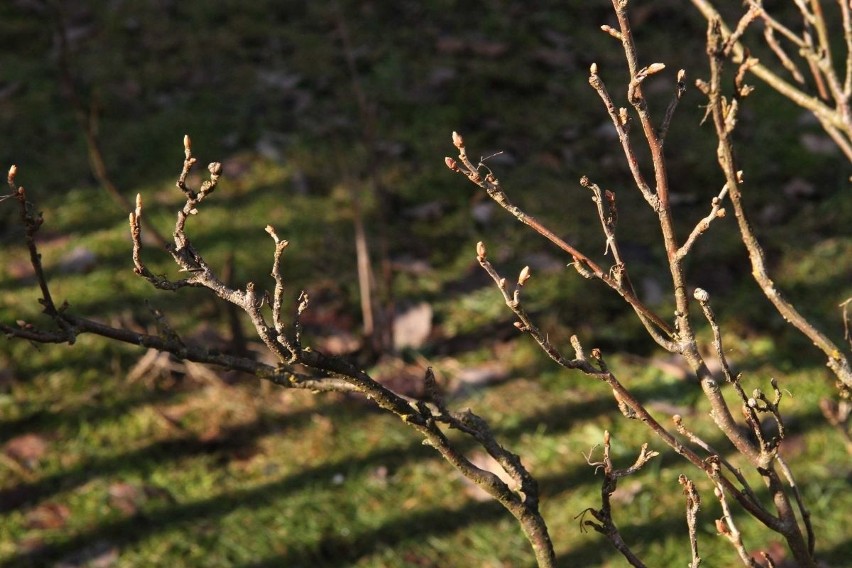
<box><xmin>4</xmin><ymin>1</ymin><xmax>850</xmax><ymax>567</ymax></box>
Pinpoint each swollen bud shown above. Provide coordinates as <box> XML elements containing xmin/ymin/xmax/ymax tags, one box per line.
<box><xmin>452</xmin><ymin>131</ymin><xmax>464</xmax><ymax>148</ymax></box>
<box><xmin>600</xmin><ymin>25</ymin><xmax>621</xmax><ymax>40</ymax></box>
<box><xmin>646</xmin><ymin>62</ymin><xmax>666</xmax><ymax>75</ymax></box>
<box><xmin>693</xmin><ymin>288</ymin><xmax>709</xmax><ymax>303</ymax></box>
<box><xmin>183</xmin><ymin>134</ymin><xmax>191</xmax><ymax>152</ymax></box>
<box><xmin>518</xmin><ymin>265</ymin><xmax>531</xmax><ymax>286</ymax></box>
<box><xmin>444</xmin><ymin>157</ymin><xmax>459</xmax><ymax>171</ymax></box>
<box><xmin>208</xmin><ymin>162</ymin><xmax>222</xmax><ymax>176</ymax></box>
<box><xmin>476</xmin><ymin>241</ymin><xmax>487</xmax><ymax>261</ymax></box>
<box><xmin>265</xmin><ymin>224</ymin><xmax>279</xmax><ymax>243</ymax></box>
<box><xmin>8</xmin><ymin>164</ymin><xmax>17</xmax><ymax>183</ymax></box>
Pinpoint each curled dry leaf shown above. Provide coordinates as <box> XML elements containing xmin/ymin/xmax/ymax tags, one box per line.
<box><xmin>25</xmin><ymin>502</ymin><xmax>71</xmax><ymax>530</ymax></box>
<box><xmin>4</xmin><ymin>433</ymin><xmax>48</xmax><ymax>469</ymax></box>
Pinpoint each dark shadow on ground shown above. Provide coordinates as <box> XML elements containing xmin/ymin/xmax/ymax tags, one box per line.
<box><xmin>0</xmin><ymin>402</ymin><xmax>325</xmax><ymax>513</ymax></box>
<box><xmin>0</xmin><ymin>386</ymin><xmax>177</xmax><ymax>446</ymax></box>
<box><xmin>2</xmin><ymin>378</ymin><xmax>838</xmax><ymax>566</ymax></box>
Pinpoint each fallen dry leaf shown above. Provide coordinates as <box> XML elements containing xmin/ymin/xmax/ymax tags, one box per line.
<box><xmin>108</xmin><ymin>482</ymin><xmax>144</xmax><ymax>516</ymax></box>
<box><xmin>4</xmin><ymin>433</ymin><xmax>48</xmax><ymax>469</ymax></box>
<box><xmin>25</xmin><ymin>502</ymin><xmax>70</xmax><ymax>529</ymax></box>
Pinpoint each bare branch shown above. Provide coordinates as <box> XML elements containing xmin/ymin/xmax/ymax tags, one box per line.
<box><xmin>676</xmin><ymin>185</ymin><xmax>728</xmax><ymax>261</ymax></box>
<box><xmin>712</xmin><ymin>480</ymin><xmax>761</xmax><ymax>567</ymax></box>
<box><xmin>703</xmin><ymin>18</ymin><xmax>852</xmax><ymax>394</ymax></box>
<box><xmin>447</xmin><ymin>137</ymin><xmax>676</xmax><ymax>346</ymax></box>
<box><xmin>679</xmin><ymin>475</ymin><xmax>702</xmax><ymax>568</ymax></box>
<box><xmin>580</xmin><ymin>430</ymin><xmax>655</xmax><ymax>568</ymax></box>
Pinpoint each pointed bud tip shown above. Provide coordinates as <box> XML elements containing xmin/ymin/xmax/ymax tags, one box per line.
<box><xmin>8</xmin><ymin>164</ymin><xmax>17</xmax><ymax>180</ymax></box>
<box><xmin>476</xmin><ymin>241</ymin><xmax>487</xmax><ymax>260</ymax></box>
<box><xmin>451</xmin><ymin>131</ymin><xmax>463</xmax><ymax>148</ymax></box>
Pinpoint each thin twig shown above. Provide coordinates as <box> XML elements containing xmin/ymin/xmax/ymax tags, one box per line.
<box><xmin>580</xmin><ymin>430</ymin><xmax>655</xmax><ymax>568</ymax></box>
<box><xmin>712</xmin><ymin>479</ymin><xmax>761</xmax><ymax>567</ymax></box>
<box><xmin>679</xmin><ymin>475</ymin><xmax>702</xmax><ymax>568</ymax></box>
<box><xmin>704</xmin><ymin>19</ymin><xmax>852</xmax><ymax>394</ymax></box>
<box><xmin>447</xmin><ymin>137</ymin><xmax>676</xmax><ymax>348</ymax></box>
<box><xmin>676</xmin><ymin>185</ymin><xmax>728</xmax><ymax>261</ymax></box>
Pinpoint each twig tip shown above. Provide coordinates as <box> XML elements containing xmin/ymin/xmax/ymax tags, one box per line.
<box><xmin>476</xmin><ymin>241</ymin><xmax>487</xmax><ymax>261</ymax></box>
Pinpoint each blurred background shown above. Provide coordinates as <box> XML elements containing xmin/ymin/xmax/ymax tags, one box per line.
<box><xmin>1</xmin><ymin>1</ymin><xmax>850</xmax><ymax>566</ymax></box>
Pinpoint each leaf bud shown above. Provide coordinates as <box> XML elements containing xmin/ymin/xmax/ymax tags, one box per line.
<box><xmin>646</xmin><ymin>62</ymin><xmax>666</xmax><ymax>75</ymax></box>
<box><xmin>518</xmin><ymin>265</ymin><xmax>531</xmax><ymax>286</ymax></box>
<box><xmin>183</xmin><ymin>134</ymin><xmax>191</xmax><ymax>152</ymax></box>
<box><xmin>444</xmin><ymin>157</ymin><xmax>459</xmax><ymax>171</ymax></box>
<box><xmin>208</xmin><ymin>162</ymin><xmax>222</xmax><ymax>176</ymax></box>
<box><xmin>452</xmin><ymin>131</ymin><xmax>464</xmax><ymax>148</ymax></box>
<box><xmin>476</xmin><ymin>241</ymin><xmax>487</xmax><ymax>260</ymax></box>
<box><xmin>8</xmin><ymin>164</ymin><xmax>16</xmax><ymax>183</ymax></box>
<box><xmin>600</xmin><ymin>25</ymin><xmax>621</xmax><ymax>40</ymax></box>
<box><xmin>693</xmin><ymin>288</ymin><xmax>709</xmax><ymax>302</ymax></box>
